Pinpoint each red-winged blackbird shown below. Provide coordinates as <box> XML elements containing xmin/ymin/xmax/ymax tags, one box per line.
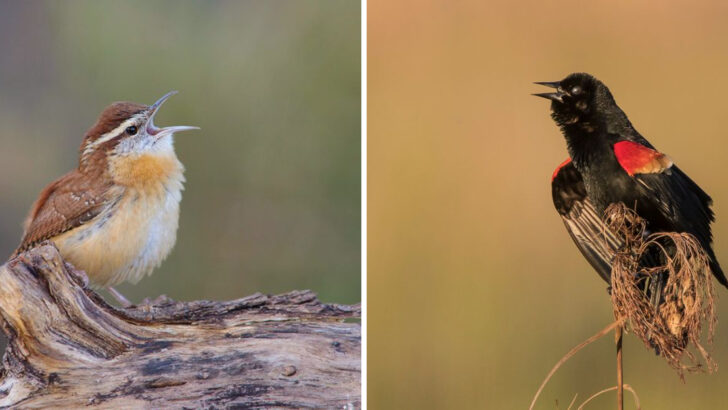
<box><xmin>536</xmin><ymin>73</ymin><xmax>727</xmax><ymax>289</ymax></box>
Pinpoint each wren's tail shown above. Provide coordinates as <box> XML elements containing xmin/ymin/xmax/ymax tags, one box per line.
<box><xmin>9</xmin><ymin>241</ymin><xmax>28</xmax><ymax>259</ymax></box>
<box><xmin>9</xmin><ymin>246</ymin><xmax>21</xmax><ymax>259</ymax></box>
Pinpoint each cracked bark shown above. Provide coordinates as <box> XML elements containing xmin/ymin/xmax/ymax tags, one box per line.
<box><xmin>0</xmin><ymin>243</ymin><xmax>361</xmax><ymax>408</ymax></box>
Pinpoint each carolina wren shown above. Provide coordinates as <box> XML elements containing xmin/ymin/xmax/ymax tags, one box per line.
<box><xmin>13</xmin><ymin>91</ymin><xmax>198</xmax><ymax>305</ymax></box>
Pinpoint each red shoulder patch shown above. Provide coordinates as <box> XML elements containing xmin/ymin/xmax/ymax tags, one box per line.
<box><xmin>552</xmin><ymin>158</ymin><xmax>572</xmax><ymax>181</ymax></box>
<box><xmin>613</xmin><ymin>141</ymin><xmax>672</xmax><ymax>176</ymax></box>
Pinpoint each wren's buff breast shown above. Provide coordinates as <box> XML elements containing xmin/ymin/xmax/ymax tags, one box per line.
<box><xmin>14</xmin><ymin>91</ymin><xmax>197</xmax><ymax>297</ymax></box>
<box><xmin>52</xmin><ymin>147</ymin><xmax>184</xmax><ymax>287</ymax></box>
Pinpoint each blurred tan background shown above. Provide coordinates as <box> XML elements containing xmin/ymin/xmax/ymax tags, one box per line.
<box><xmin>0</xmin><ymin>1</ymin><xmax>360</xmax><ymax>305</ymax></box>
<box><xmin>370</xmin><ymin>0</ymin><xmax>728</xmax><ymax>408</ymax></box>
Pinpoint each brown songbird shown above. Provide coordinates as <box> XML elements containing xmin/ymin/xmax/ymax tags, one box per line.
<box><xmin>12</xmin><ymin>91</ymin><xmax>198</xmax><ymax>306</ymax></box>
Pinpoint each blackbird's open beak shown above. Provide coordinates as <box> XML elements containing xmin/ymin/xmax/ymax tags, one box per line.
<box><xmin>532</xmin><ymin>81</ymin><xmax>565</xmax><ymax>103</ymax></box>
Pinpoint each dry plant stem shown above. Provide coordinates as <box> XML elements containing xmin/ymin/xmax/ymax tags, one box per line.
<box><xmin>616</xmin><ymin>325</ymin><xmax>624</xmax><ymax>410</ymax></box>
<box><xmin>566</xmin><ymin>393</ymin><xmax>579</xmax><ymax>410</ymax></box>
<box><xmin>528</xmin><ymin>321</ymin><xmax>621</xmax><ymax>410</ymax></box>
<box><xmin>0</xmin><ymin>244</ymin><xmax>361</xmax><ymax>408</ymax></box>
<box><xmin>576</xmin><ymin>384</ymin><xmax>641</xmax><ymax>410</ymax></box>
<box><xmin>606</xmin><ymin>203</ymin><xmax>717</xmax><ymax>378</ymax></box>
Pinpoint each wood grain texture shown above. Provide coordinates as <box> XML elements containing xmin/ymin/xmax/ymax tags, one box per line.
<box><xmin>0</xmin><ymin>244</ymin><xmax>361</xmax><ymax>408</ymax></box>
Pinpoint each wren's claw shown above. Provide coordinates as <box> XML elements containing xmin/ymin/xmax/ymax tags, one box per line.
<box><xmin>139</xmin><ymin>294</ymin><xmax>174</xmax><ymax>307</ymax></box>
<box><xmin>131</xmin><ymin>294</ymin><xmax>173</xmax><ymax>313</ymax></box>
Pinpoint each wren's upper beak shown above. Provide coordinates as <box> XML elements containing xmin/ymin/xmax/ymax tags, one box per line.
<box><xmin>146</xmin><ymin>91</ymin><xmax>200</xmax><ymax>138</ymax></box>
<box><xmin>532</xmin><ymin>81</ymin><xmax>565</xmax><ymax>103</ymax></box>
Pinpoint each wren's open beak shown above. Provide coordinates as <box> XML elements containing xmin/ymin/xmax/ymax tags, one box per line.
<box><xmin>532</xmin><ymin>81</ymin><xmax>565</xmax><ymax>103</ymax></box>
<box><xmin>146</xmin><ymin>91</ymin><xmax>200</xmax><ymax>138</ymax></box>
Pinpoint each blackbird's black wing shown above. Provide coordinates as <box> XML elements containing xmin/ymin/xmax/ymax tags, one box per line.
<box><xmin>552</xmin><ymin>160</ymin><xmax>622</xmax><ymax>284</ymax></box>
<box><xmin>636</xmin><ymin>166</ymin><xmax>728</xmax><ymax>287</ymax></box>
<box><xmin>608</xmin><ymin>137</ymin><xmax>727</xmax><ymax>287</ymax></box>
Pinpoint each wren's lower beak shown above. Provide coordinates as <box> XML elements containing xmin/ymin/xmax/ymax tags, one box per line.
<box><xmin>146</xmin><ymin>91</ymin><xmax>200</xmax><ymax>138</ymax></box>
<box><xmin>532</xmin><ymin>81</ymin><xmax>565</xmax><ymax>103</ymax></box>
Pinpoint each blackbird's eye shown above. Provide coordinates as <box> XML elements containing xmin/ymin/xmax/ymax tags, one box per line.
<box><xmin>126</xmin><ymin>126</ymin><xmax>138</xmax><ymax>135</ymax></box>
<box><xmin>571</xmin><ymin>86</ymin><xmax>582</xmax><ymax>96</ymax></box>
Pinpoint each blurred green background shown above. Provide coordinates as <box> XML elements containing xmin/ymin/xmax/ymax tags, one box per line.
<box><xmin>0</xmin><ymin>1</ymin><xmax>360</xmax><ymax>305</ymax></box>
<box><xmin>370</xmin><ymin>0</ymin><xmax>728</xmax><ymax>408</ymax></box>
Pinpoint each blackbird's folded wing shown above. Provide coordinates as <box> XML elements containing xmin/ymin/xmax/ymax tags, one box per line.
<box><xmin>635</xmin><ymin>166</ymin><xmax>728</xmax><ymax>287</ymax></box>
<box><xmin>552</xmin><ymin>160</ymin><xmax>622</xmax><ymax>284</ymax></box>
<box><xmin>611</xmin><ymin>140</ymin><xmax>727</xmax><ymax>287</ymax></box>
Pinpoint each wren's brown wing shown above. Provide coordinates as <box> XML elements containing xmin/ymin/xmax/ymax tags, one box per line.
<box><xmin>14</xmin><ymin>169</ymin><xmax>113</xmax><ymax>255</ymax></box>
<box><xmin>552</xmin><ymin>159</ymin><xmax>622</xmax><ymax>284</ymax></box>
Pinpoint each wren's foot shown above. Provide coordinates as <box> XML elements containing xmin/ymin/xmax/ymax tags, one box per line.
<box><xmin>134</xmin><ymin>295</ymin><xmax>174</xmax><ymax>313</ymax></box>
<box><xmin>140</xmin><ymin>294</ymin><xmax>173</xmax><ymax>306</ymax></box>
<box><xmin>107</xmin><ymin>287</ymin><xmax>132</xmax><ymax>308</ymax></box>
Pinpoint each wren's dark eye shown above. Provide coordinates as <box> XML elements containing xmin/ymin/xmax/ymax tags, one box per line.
<box><xmin>125</xmin><ymin>126</ymin><xmax>138</xmax><ymax>135</ymax></box>
<box><xmin>571</xmin><ymin>86</ymin><xmax>582</xmax><ymax>95</ymax></box>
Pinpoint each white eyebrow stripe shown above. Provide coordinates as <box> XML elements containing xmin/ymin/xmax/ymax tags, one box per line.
<box><xmin>82</xmin><ymin>113</ymin><xmax>145</xmax><ymax>158</ymax></box>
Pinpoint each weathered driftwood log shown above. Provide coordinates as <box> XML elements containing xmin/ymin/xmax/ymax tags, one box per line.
<box><xmin>0</xmin><ymin>244</ymin><xmax>361</xmax><ymax>408</ymax></box>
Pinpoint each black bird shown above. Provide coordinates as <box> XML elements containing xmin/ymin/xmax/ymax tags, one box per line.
<box><xmin>536</xmin><ymin>73</ymin><xmax>727</xmax><ymax>289</ymax></box>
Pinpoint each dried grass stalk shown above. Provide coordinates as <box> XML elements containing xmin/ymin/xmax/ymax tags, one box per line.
<box><xmin>605</xmin><ymin>203</ymin><xmax>717</xmax><ymax>379</ymax></box>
